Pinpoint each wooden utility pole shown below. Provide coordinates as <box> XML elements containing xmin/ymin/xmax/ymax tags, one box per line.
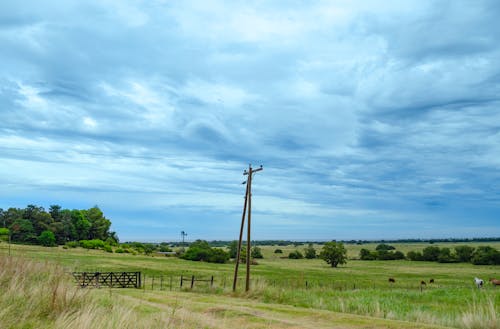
<box><xmin>233</xmin><ymin>164</ymin><xmax>262</xmax><ymax>292</ymax></box>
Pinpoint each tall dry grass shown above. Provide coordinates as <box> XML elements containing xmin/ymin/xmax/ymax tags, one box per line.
<box><xmin>0</xmin><ymin>255</ymin><xmax>215</xmax><ymax>329</ymax></box>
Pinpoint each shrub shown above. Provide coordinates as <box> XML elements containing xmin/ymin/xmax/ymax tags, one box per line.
<box><xmin>38</xmin><ymin>230</ymin><xmax>56</xmax><ymax>247</ymax></box>
<box><xmin>359</xmin><ymin>248</ymin><xmax>377</xmax><ymax>260</ymax></box>
<box><xmin>251</xmin><ymin>246</ymin><xmax>264</xmax><ymax>259</ymax></box>
<box><xmin>274</xmin><ymin>249</ymin><xmax>283</xmax><ymax>254</ymax></box>
<box><xmin>103</xmin><ymin>244</ymin><xmax>113</xmax><ymax>253</ymax></box>
<box><xmin>471</xmin><ymin>246</ymin><xmax>500</xmax><ymax>265</ymax></box>
<box><xmin>79</xmin><ymin>239</ymin><xmax>105</xmax><ymax>250</ymax></box>
<box><xmin>304</xmin><ymin>243</ymin><xmax>317</xmax><ymax>259</ymax></box>
<box><xmin>115</xmin><ymin>248</ymin><xmax>124</xmax><ymax>253</ymax></box>
<box><xmin>288</xmin><ymin>250</ymin><xmax>304</xmax><ymax>259</ymax></box>
<box><xmin>65</xmin><ymin>241</ymin><xmax>79</xmax><ymax>248</ymax></box>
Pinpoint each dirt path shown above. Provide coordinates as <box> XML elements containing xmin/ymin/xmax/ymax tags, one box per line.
<box><xmin>116</xmin><ymin>289</ymin><xmax>453</xmax><ymax>329</ymax></box>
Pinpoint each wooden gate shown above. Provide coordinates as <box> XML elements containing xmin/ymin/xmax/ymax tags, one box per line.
<box><xmin>73</xmin><ymin>272</ymin><xmax>141</xmax><ymax>288</ymax></box>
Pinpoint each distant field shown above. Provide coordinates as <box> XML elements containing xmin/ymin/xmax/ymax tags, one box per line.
<box><xmin>0</xmin><ymin>242</ymin><xmax>498</xmax><ymax>328</ymax></box>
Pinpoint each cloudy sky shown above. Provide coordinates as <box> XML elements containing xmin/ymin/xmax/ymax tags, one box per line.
<box><xmin>1</xmin><ymin>1</ymin><xmax>499</xmax><ymax>242</ymax></box>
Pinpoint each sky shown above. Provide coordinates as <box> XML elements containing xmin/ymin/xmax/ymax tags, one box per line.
<box><xmin>1</xmin><ymin>1</ymin><xmax>499</xmax><ymax>242</ymax></box>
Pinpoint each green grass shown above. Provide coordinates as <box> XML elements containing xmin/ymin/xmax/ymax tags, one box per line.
<box><xmin>1</xmin><ymin>242</ymin><xmax>499</xmax><ymax>328</ymax></box>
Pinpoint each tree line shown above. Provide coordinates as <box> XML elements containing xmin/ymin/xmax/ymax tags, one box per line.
<box><xmin>0</xmin><ymin>205</ymin><xmax>117</xmax><ymax>246</ymax></box>
<box><xmin>359</xmin><ymin>244</ymin><xmax>500</xmax><ymax>265</ymax></box>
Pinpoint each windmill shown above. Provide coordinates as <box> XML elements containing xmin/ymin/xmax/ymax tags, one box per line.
<box><xmin>181</xmin><ymin>231</ymin><xmax>187</xmax><ymax>246</ymax></box>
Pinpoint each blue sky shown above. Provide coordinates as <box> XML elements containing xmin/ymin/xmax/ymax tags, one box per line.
<box><xmin>1</xmin><ymin>1</ymin><xmax>499</xmax><ymax>242</ymax></box>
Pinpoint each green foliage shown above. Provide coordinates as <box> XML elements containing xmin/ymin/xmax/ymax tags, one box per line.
<box><xmin>251</xmin><ymin>246</ymin><xmax>264</xmax><ymax>259</ymax></box>
<box><xmin>10</xmin><ymin>219</ymin><xmax>36</xmax><ymax>243</ymax></box>
<box><xmin>288</xmin><ymin>250</ymin><xmax>304</xmax><ymax>259</ymax></box>
<box><xmin>375</xmin><ymin>243</ymin><xmax>395</xmax><ymax>251</ymax></box>
<box><xmin>65</xmin><ymin>241</ymin><xmax>79</xmax><ymax>248</ymax></box>
<box><xmin>274</xmin><ymin>249</ymin><xmax>283</xmax><ymax>254</ymax></box>
<box><xmin>471</xmin><ymin>246</ymin><xmax>500</xmax><ymax>265</ymax></box>
<box><xmin>422</xmin><ymin>246</ymin><xmax>441</xmax><ymax>261</ymax></box>
<box><xmin>319</xmin><ymin>241</ymin><xmax>347</xmax><ymax>267</ymax></box>
<box><xmin>228</xmin><ymin>240</ymin><xmax>238</xmax><ymax>258</ymax></box>
<box><xmin>0</xmin><ymin>227</ymin><xmax>9</xmax><ymax>236</ymax></box>
<box><xmin>38</xmin><ymin>230</ymin><xmax>56</xmax><ymax>247</ymax></box>
<box><xmin>208</xmin><ymin>248</ymin><xmax>230</xmax><ymax>263</ymax></box>
<box><xmin>103</xmin><ymin>244</ymin><xmax>113</xmax><ymax>253</ymax></box>
<box><xmin>79</xmin><ymin>239</ymin><xmax>105</xmax><ymax>250</ymax></box>
<box><xmin>181</xmin><ymin>239</ymin><xmax>230</xmax><ymax>263</ymax></box>
<box><xmin>437</xmin><ymin>247</ymin><xmax>457</xmax><ymax>263</ymax></box>
<box><xmin>2</xmin><ymin>205</ymin><xmax>117</xmax><ymax>246</ymax></box>
<box><xmin>454</xmin><ymin>245</ymin><xmax>475</xmax><ymax>262</ymax></box>
<box><xmin>304</xmin><ymin>243</ymin><xmax>317</xmax><ymax>259</ymax></box>
<box><xmin>406</xmin><ymin>250</ymin><xmax>423</xmax><ymax>261</ymax></box>
<box><xmin>359</xmin><ymin>248</ymin><xmax>377</xmax><ymax>260</ymax></box>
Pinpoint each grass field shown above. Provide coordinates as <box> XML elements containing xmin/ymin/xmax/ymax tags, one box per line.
<box><xmin>0</xmin><ymin>242</ymin><xmax>498</xmax><ymax>328</ymax></box>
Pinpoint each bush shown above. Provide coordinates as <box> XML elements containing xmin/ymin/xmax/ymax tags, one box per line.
<box><xmin>103</xmin><ymin>244</ymin><xmax>113</xmax><ymax>253</ymax></box>
<box><xmin>65</xmin><ymin>241</ymin><xmax>79</xmax><ymax>248</ymax></box>
<box><xmin>359</xmin><ymin>248</ymin><xmax>377</xmax><ymax>260</ymax></box>
<box><xmin>115</xmin><ymin>248</ymin><xmax>124</xmax><ymax>253</ymax></box>
<box><xmin>38</xmin><ymin>230</ymin><xmax>56</xmax><ymax>247</ymax></box>
<box><xmin>471</xmin><ymin>246</ymin><xmax>500</xmax><ymax>265</ymax></box>
<box><xmin>422</xmin><ymin>246</ymin><xmax>440</xmax><ymax>261</ymax></box>
<box><xmin>288</xmin><ymin>250</ymin><xmax>304</xmax><ymax>259</ymax></box>
<box><xmin>181</xmin><ymin>239</ymin><xmax>230</xmax><ymax>263</ymax></box>
<box><xmin>251</xmin><ymin>246</ymin><xmax>264</xmax><ymax>259</ymax></box>
<box><xmin>79</xmin><ymin>239</ymin><xmax>105</xmax><ymax>250</ymax></box>
<box><xmin>304</xmin><ymin>244</ymin><xmax>317</xmax><ymax>259</ymax></box>
<box><xmin>407</xmin><ymin>251</ymin><xmax>423</xmax><ymax>261</ymax></box>
<box><xmin>274</xmin><ymin>249</ymin><xmax>283</xmax><ymax>254</ymax></box>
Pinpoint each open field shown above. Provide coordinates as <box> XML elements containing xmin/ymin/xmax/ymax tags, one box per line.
<box><xmin>0</xmin><ymin>242</ymin><xmax>498</xmax><ymax>328</ymax></box>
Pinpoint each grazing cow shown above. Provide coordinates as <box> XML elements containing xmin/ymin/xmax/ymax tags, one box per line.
<box><xmin>474</xmin><ymin>277</ymin><xmax>484</xmax><ymax>288</ymax></box>
<box><xmin>429</xmin><ymin>278</ymin><xmax>434</xmax><ymax>284</ymax></box>
<box><xmin>489</xmin><ymin>278</ymin><xmax>500</xmax><ymax>287</ymax></box>
<box><xmin>388</xmin><ymin>277</ymin><xmax>396</xmax><ymax>283</ymax></box>
<box><xmin>420</xmin><ymin>280</ymin><xmax>426</xmax><ymax>286</ymax></box>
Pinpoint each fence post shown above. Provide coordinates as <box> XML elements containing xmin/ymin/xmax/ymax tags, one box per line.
<box><xmin>211</xmin><ymin>276</ymin><xmax>214</xmax><ymax>288</ymax></box>
<box><xmin>180</xmin><ymin>275</ymin><xmax>183</xmax><ymax>288</ymax></box>
<box><xmin>191</xmin><ymin>275</ymin><xmax>195</xmax><ymax>289</ymax></box>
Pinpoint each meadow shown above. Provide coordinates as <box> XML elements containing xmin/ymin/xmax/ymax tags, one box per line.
<box><xmin>0</xmin><ymin>242</ymin><xmax>498</xmax><ymax>329</ymax></box>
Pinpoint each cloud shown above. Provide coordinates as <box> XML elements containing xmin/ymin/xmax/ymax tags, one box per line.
<box><xmin>0</xmin><ymin>0</ymin><xmax>499</xmax><ymax>240</ymax></box>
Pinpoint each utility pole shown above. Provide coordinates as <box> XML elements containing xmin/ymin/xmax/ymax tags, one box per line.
<box><xmin>233</xmin><ymin>164</ymin><xmax>263</xmax><ymax>292</ymax></box>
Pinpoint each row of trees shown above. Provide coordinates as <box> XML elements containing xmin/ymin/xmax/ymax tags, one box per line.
<box><xmin>181</xmin><ymin>240</ymin><xmax>348</xmax><ymax>267</ymax></box>
<box><xmin>0</xmin><ymin>205</ymin><xmax>117</xmax><ymax>246</ymax></box>
<box><xmin>359</xmin><ymin>244</ymin><xmax>500</xmax><ymax>265</ymax></box>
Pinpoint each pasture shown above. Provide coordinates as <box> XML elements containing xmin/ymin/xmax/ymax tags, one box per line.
<box><xmin>0</xmin><ymin>242</ymin><xmax>498</xmax><ymax>329</ymax></box>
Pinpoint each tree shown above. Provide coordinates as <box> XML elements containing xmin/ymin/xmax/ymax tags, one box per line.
<box><xmin>375</xmin><ymin>243</ymin><xmax>395</xmax><ymax>251</ymax></box>
<box><xmin>251</xmin><ymin>246</ymin><xmax>263</xmax><ymax>259</ymax></box>
<box><xmin>319</xmin><ymin>241</ymin><xmax>347</xmax><ymax>267</ymax></box>
<box><xmin>407</xmin><ymin>250</ymin><xmax>423</xmax><ymax>261</ymax></box>
<box><xmin>304</xmin><ymin>243</ymin><xmax>317</xmax><ymax>259</ymax></box>
<box><xmin>422</xmin><ymin>246</ymin><xmax>440</xmax><ymax>261</ymax></box>
<box><xmin>0</xmin><ymin>228</ymin><xmax>9</xmax><ymax>243</ymax></box>
<box><xmin>359</xmin><ymin>248</ymin><xmax>377</xmax><ymax>260</ymax></box>
<box><xmin>455</xmin><ymin>245</ymin><xmax>475</xmax><ymax>263</ymax></box>
<box><xmin>437</xmin><ymin>247</ymin><xmax>457</xmax><ymax>263</ymax></box>
<box><xmin>471</xmin><ymin>246</ymin><xmax>500</xmax><ymax>265</ymax></box>
<box><xmin>228</xmin><ymin>240</ymin><xmax>239</xmax><ymax>258</ymax></box>
<box><xmin>288</xmin><ymin>250</ymin><xmax>303</xmax><ymax>259</ymax></box>
<box><xmin>38</xmin><ymin>230</ymin><xmax>56</xmax><ymax>247</ymax></box>
<box><xmin>10</xmin><ymin>219</ymin><xmax>36</xmax><ymax>243</ymax></box>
